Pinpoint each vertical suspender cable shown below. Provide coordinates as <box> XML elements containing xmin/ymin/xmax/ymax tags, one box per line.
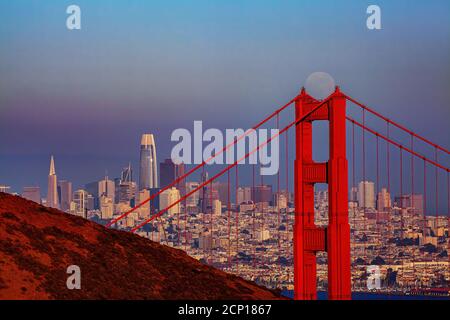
<box><xmin>235</xmin><ymin>164</ymin><xmax>239</xmax><ymax>273</ymax></box>
<box><xmin>435</xmin><ymin>148</ymin><xmax>439</xmax><ymax>226</ymax></box>
<box><xmin>277</xmin><ymin>112</ymin><xmax>281</xmax><ymax>284</ymax></box>
<box><xmin>227</xmin><ymin>170</ymin><xmax>231</xmax><ymax>268</ymax></box>
<box><xmin>400</xmin><ymin>147</ymin><xmax>404</xmax><ymax>239</ymax></box>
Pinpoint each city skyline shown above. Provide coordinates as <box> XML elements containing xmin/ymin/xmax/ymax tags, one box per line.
<box><xmin>1</xmin><ymin>153</ymin><xmax>435</xmax><ymax>219</ymax></box>
<box><xmin>1</xmin><ymin>131</ymin><xmax>448</xmax><ymax>216</ymax></box>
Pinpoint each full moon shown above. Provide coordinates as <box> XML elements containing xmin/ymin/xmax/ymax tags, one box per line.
<box><xmin>305</xmin><ymin>72</ymin><xmax>336</xmax><ymax>100</ymax></box>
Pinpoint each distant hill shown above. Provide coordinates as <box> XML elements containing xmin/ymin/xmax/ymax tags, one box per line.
<box><xmin>0</xmin><ymin>192</ymin><xmax>282</xmax><ymax>300</ymax></box>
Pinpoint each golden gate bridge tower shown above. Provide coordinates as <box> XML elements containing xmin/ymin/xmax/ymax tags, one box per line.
<box><xmin>294</xmin><ymin>87</ymin><xmax>351</xmax><ymax>300</ymax></box>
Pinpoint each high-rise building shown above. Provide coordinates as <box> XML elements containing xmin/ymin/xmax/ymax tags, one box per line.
<box><xmin>357</xmin><ymin>181</ymin><xmax>375</xmax><ymax>209</ymax></box>
<box><xmin>100</xmin><ymin>194</ymin><xmax>114</xmax><ymax>219</ymax></box>
<box><xmin>118</xmin><ymin>181</ymin><xmax>136</xmax><ymax>204</ymax></box>
<box><xmin>199</xmin><ymin>171</ymin><xmax>209</xmax><ymax>213</ymax></box>
<box><xmin>212</xmin><ymin>199</ymin><xmax>222</xmax><ymax>216</ymax></box>
<box><xmin>160</xmin><ymin>158</ymin><xmax>185</xmax><ymax>190</ymax></box>
<box><xmin>22</xmin><ymin>186</ymin><xmax>41</xmax><ymax>204</ymax></box>
<box><xmin>117</xmin><ymin>163</ymin><xmax>137</xmax><ymax>204</ymax></box>
<box><xmin>58</xmin><ymin>180</ymin><xmax>72</xmax><ymax>212</ymax></box>
<box><xmin>214</xmin><ymin>182</ymin><xmax>229</xmax><ymax>203</ymax></box>
<box><xmin>99</xmin><ymin>175</ymin><xmax>115</xmax><ymax>201</ymax></box>
<box><xmin>159</xmin><ymin>187</ymin><xmax>180</xmax><ymax>215</ymax></box>
<box><xmin>71</xmin><ymin>189</ymin><xmax>88</xmax><ymax>217</ymax></box>
<box><xmin>84</xmin><ymin>176</ymin><xmax>115</xmax><ymax>210</ymax></box>
<box><xmin>0</xmin><ymin>185</ymin><xmax>11</xmax><ymax>193</ymax></box>
<box><xmin>86</xmin><ymin>194</ymin><xmax>95</xmax><ymax>211</ymax></box>
<box><xmin>252</xmin><ymin>185</ymin><xmax>273</xmax><ymax>204</ymax></box>
<box><xmin>139</xmin><ymin>134</ymin><xmax>158</xmax><ymax>190</ymax></box>
<box><xmin>395</xmin><ymin>194</ymin><xmax>423</xmax><ymax>215</ymax></box>
<box><xmin>186</xmin><ymin>182</ymin><xmax>200</xmax><ymax>207</ymax></box>
<box><xmin>137</xmin><ymin>189</ymin><xmax>151</xmax><ymax>219</ymax></box>
<box><xmin>121</xmin><ymin>163</ymin><xmax>133</xmax><ymax>183</ymax></box>
<box><xmin>47</xmin><ymin>155</ymin><xmax>59</xmax><ymax>209</ymax></box>
<box><xmin>85</xmin><ymin>181</ymin><xmax>99</xmax><ymax>208</ymax></box>
<box><xmin>206</xmin><ymin>188</ymin><xmax>219</xmax><ymax>209</ymax></box>
<box><xmin>237</xmin><ymin>187</ymin><xmax>252</xmax><ymax>205</ymax></box>
<box><xmin>273</xmin><ymin>191</ymin><xmax>288</xmax><ymax>209</ymax></box>
<box><xmin>376</xmin><ymin>188</ymin><xmax>391</xmax><ymax>211</ymax></box>
<box><xmin>197</xmin><ymin>172</ymin><xmax>219</xmax><ymax>212</ymax></box>
<box><xmin>350</xmin><ymin>187</ymin><xmax>358</xmax><ymax>202</ymax></box>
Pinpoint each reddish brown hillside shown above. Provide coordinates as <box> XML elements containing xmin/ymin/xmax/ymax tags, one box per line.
<box><xmin>0</xmin><ymin>192</ymin><xmax>282</xmax><ymax>300</ymax></box>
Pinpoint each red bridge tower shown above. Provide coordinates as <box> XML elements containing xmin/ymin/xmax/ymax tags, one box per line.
<box><xmin>294</xmin><ymin>87</ymin><xmax>351</xmax><ymax>300</ymax></box>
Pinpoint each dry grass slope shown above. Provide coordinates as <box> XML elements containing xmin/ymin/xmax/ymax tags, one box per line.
<box><xmin>0</xmin><ymin>192</ymin><xmax>283</xmax><ymax>300</ymax></box>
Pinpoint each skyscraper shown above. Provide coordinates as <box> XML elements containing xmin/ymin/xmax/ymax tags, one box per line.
<box><xmin>252</xmin><ymin>185</ymin><xmax>273</xmax><ymax>204</ymax></box>
<box><xmin>47</xmin><ymin>155</ymin><xmax>59</xmax><ymax>209</ymax></box>
<box><xmin>376</xmin><ymin>188</ymin><xmax>391</xmax><ymax>211</ymax></box>
<box><xmin>185</xmin><ymin>182</ymin><xmax>200</xmax><ymax>207</ymax></box>
<box><xmin>394</xmin><ymin>194</ymin><xmax>423</xmax><ymax>215</ymax></box>
<box><xmin>357</xmin><ymin>181</ymin><xmax>375</xmax><ymax>209</ymax></box>
<box><xmin>22</xmin><ymin>186</ymin><xmax>41</xmax><ymax>204</ymax></box>
<box><xmin>58</xmin><ymin>180</ymin><xmax>72</xmax><ymax>212</ymax></box>
<box><xmin>199</xmin><ymin>171</ymin><xmax>209</xmax><ymax>213</ymax></box>
<box><xmin>160</xmin><ymin>158</ymin><xmax>185</xmax><ymax>189</ymax></box>
<box><xmin>137</xmin><ymin>189</ymin><xmax>151</xmax><ymax>219</ymax></box>
<box><xmin>0</xmin><ymin>185</ymin><xmax>11</xmax><ymax>193</ymax></box>
<box><xmin>99</xmin><ymin>175</ymin><xmax>115</xmax><ymax>200</ymax></box>
<box><xmin>139</xmin><ymin>134</ymin><xmax>158</xmax><ymax>190</ymax></box>
<box><xmin>237</xmin><ymin>187</ymin><xmax>252</xmax><ymax>205</ymax></box>
<box><xmin>100</xmin><ymin>194</ymin><xmax>114</xmax><ymax>219</ymax></box>
<box><xmin>71</xmin><ymin>189</ymin><xmax>88</xmax><ymax>217</ymax></box>
<box><xmin>121</xmin><ymin>163</ymin><xmax>133</xmax><ymax>183</ymax></box>
<box><xmin>159</xmin><ymin>187</ymin><xmax>180</xmax><ymax>215</ymax></box>
<box><xmin>117</xmin><ymin>164</ymin><xmax>136</xmax><ymax>205</ymax></box>
<box><xmin>84</xmin><ymin>181</ymin><xmax>99</xmax><ymax>209</ymax></box>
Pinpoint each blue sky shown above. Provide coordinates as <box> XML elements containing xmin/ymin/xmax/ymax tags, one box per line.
<box><xmin>0</xmin><ymin>0</ymin><xmax>449</xmax><ymax>211</ymax></box>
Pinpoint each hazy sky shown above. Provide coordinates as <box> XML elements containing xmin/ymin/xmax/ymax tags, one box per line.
<box><xmin>0</xmin><ymin>0</ymin><xmax>449</xmax><ymax>212</ymax></box>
